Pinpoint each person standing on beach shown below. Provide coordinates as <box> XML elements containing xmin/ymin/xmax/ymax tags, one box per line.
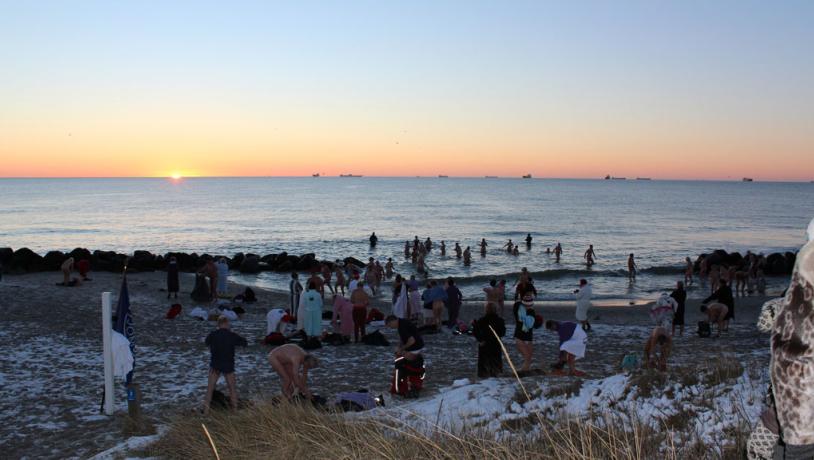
<box><xmin>546</xmin><ymin>320</ymin><xmax>587</xmax><ymax>376</ymax></box>
<box><xmin>484</xmin><ymin>280</ymin><xmax>501</xmax><ymax>313</ymax></box>
<box><xmin>480</xmin><ymin>238</ymin><xmax>488</xmax><ymax>256</ymax></box>
<box><xmin>574</xmin><ymin>279</ymin><xmax>593</xmax><ymax>331</ymax></box>
<box><xmin>584</xmin><ymin>245</ymin><xmax>596</xmax><ymax>267</ymax></box>
<box><xmin>290</xmin><ymin>272</ymin><xmax>303</xmax><ymax>317</ymax></box>
<box><xmin>302</xmin><ymin>281</ymin><xmax>324</xmax><ymax>337</ymax></box>
<box><xmin>333</xmin><ymin>262</ymin><xmax>346</xmax><ymax>296</ymax></box>
<box><xmin>497</xmin><ymin>280</ymin><xmax>507</xmax><ymax>317</ymax></box>
<box><xmin>369</xmin><ymin>232</ymin><xmax>378</xmax><ymax>248</ymax></box>
<box><xmin>203</xmin><ymin>316</ymin><xmax>248</xmax><ymax>413</ymax></box>
<box><xmin>199</xmin><ymin>258</ymin><xmax>218</xmax><ymax>301</ymax></box>
<box><xmin>684</xmin><ymin>257</ymin><xmax>694</xmax><ymax>285</ymax></box>
<box><xmin>216</xmin><ymin>257</ymin><xmax>229</xmax><ymax>296</ymax></box>
<box><xmin>513</xmin><ymin>295</ymin><xmax>537</xmax><ymax>372</ymax></box>
<box><xmin>167</xmin><ymin>256</ymin><xmax>179</xmax><ymax>299</ymax></box>
<box><xmin>267</xmin><ymin>344</ymin><xmax>319</xmax><ymax>401</ymax></box>
<box><xmin>320</xmin><ymin>263</ymin><xmax>335</xmax><ymax>295</ymax></box>
<box><xmin>445</xmin><ymin>277</ymin><xmax>463</xmax><ymax>327</ymax></box>
<box><xmin>554</xmin><ymin>243</ymin><xmax>563</xmax><ymax>263</ymax></box>
<box><xmin>350</xmin><ymin>281</ymin><xmax>370</xmax><ymax>342</ymax></box>
<box><xmin>473</xmin><ymin>302</ymin><xmax>506</xmax><ymax>378</ymax></box>
<box><xmin>60</xmin><ymin>257</ymin><xmax>75</xmax><ymax>285</ymax></box>
<box><xmin>455</xmin><ymin>242</ymin><xmax>462</xmax><ymax>259</ymax></box>
<box><xmin>670</xmin><ymin>281</ymin><xmax>687</xmax><ymax>336</ymax></box>
<box><xmin>627</xmin><ymin>254</ymin><xmax>637</xmax><ymax>281</ymax></box>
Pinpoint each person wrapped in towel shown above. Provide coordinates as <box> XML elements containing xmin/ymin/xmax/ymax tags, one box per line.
<box><xmin>301</xmin><ymin>281</ymin><xmax>323</xmax><ymax>338</ymax></box>
<box><xmin>546</xmin><ymin>320</ymin><xmax>587</xmax><ymax>377</ymax></box>
<box><xmin>385</xmin><ymin>315</ymin><xmax>425</xmax><ymax>398</ymax></box>
<box><xmin>747</xmin><ymin>218</ymin><xmax>814</xmax><ymax>460</ymax></box>
<box><xmin>331</xmin><ymin>295</ymin><xmax>354</xmax><ymax>341</ymax></box>
<box><xmin>651</xmin><ymin>292</ymin><xmax>678</xmax><ymax>328</ymax></box>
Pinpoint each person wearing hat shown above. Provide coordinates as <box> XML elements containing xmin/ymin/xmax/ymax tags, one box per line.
<box><xmin>513</xmin><ymin>294</ymin><xmax>537</xmax><ymax>372</ymax></box>
<box><xmin>545</xmin><ymin>319</ymin><xmax>587</xmax><ymax>376</ymax></box>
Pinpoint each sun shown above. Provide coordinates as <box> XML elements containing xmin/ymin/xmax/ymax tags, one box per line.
<box><xmin>170</xmin><ymin>173</ymin><xmax>182</xmax><ymax>180</ymax></box>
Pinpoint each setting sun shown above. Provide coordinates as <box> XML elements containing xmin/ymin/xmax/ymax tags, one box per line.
<box><xmin>170</xmin><ymin>173</ymin><xmax>182</xmax><ymax>180</ymax></box>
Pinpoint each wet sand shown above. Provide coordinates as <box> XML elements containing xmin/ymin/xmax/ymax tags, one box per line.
<box><xmin>0</xmin><ymin>271</ymin><xmax>774</xmax><ymax>459</ymax></box>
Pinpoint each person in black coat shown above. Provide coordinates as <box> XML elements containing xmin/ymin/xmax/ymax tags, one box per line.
<box><xmin>473</xmin><ymin>303</ymin><xmax>507</xmax><ymax>378</ymax></box>
<box><xmin>166</xmin><ymin>257</ymin><xmax>179</xmax><ymax>299</ymax></box>
<box><xmin>670</xmin><ymin>281</ymin><xmax>687</xmax><ymax>336</ymax></box>
<box><xmin>703</xmin><ymin>279</ymin><xmax>735</xmax><ymax>330</ymax></box>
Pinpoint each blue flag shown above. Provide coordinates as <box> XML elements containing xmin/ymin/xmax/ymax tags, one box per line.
<box><xmin>114</xmin><ymin>274</ymin><xmax>135</xmax><ymax>384</ymax></box>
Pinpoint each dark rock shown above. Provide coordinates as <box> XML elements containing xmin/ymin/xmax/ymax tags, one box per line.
<box><xmin>724</xmin><ymin>251</ymin><xmax>744</xmax><ymax>268</ymax></box>
<box><xmin>129</xmin><ymin>250</ymin><xmax>157</xmax><ymax>272</ymax></box>
<box><xmin>229</xmin><ymin>253</ymin><xmax>245</xmax><ymax>270</ymax></box>
<box><xmin>343</xmin><ymin>257</ymin><xmax>365</xmax><ymax>269</ymax></box>
<box><xmin>705</xmin><ymin>250</ymin><xmax>729</xmax><ymax>268</ymax></box>
<box><xmin>275</xmin><ymin>259</ymin><xmax>294</xmax><ymax>272</ymax></box>
<box><xmin>260</xmin><ymin>254</ymin><xmax>278</xmax><ymax>265</ymax></box>
<box><xmin>0</xmin><ymin>247</ymin><xmax>13</xmax><ymax>268</ymax></box>
<box><xmin>165</xmin><ymin>252</ymin><xmax>197</xmax><ymax>272</ymax></box>
<box><xmin>765</xmin><ymin>253</ymin><xmax>787</xmax><ymax>275</ymax></box>
<box><xmin>296</xmin><ymin>253</ymin><xmax>318</xmax><ymax>271</ymax></box>
<box><xmin>43</xmin><ymin>251</ymin><xmax>66</xmax><ymax>270</ymax></box>
<box><xmin>92</xmin><ymin>250</ymin><xmax>127</xmax><ymax>272</ymax></box>
<box><xmin>784</xmin><ymin>252</ymin><xmax>797</xmax><ymax>273</ymax></box>
<box><xmin>239</xmin><ymin>255</ymin><xmax>261</xmax><ymax>274</ymax></box>
<box><xmin>67</xmin><ymin>248</ymin><xmax>92</xmax><ymax>262</ymax></box>
<box><xmin>11</xmin><ymin>248</ymin><xmax>44</xmax><ymax>272</ymax></box>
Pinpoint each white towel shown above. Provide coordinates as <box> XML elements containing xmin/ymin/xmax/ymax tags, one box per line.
<box><xmin>111</xmin><ymin>331</ymin><xmax>134</xmax><ymax>381</ymax></box>
<box><xmin>560</xmin><ymin>326</ymin><xmax>587</xmax><ymax>359</ymax></box>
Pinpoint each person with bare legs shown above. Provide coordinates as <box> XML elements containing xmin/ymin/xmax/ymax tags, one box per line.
<box><xmin>204</xmin><ymin>316</ymin><xmax>247</xmax><ymax>413</ymax></box>
<box><xmin>671</xmin><ymin>281</ymin><xmax>687</xmax><ymax>337</ymax></box>
<box><xmin>350</xmin><ymin>281</ymin><xmax>370</xmax><ymax>342</ymax></box>
<box><xmin>700</xmin><ymin>302</ymin><xmax>729</xmax><ymax>337</ymax></box>
<box><xmin>333</xmin><ymin>262</ymin><xmax>346</xmax><ymax>296</ymax></box>
<box><xmin>546</xmin><ymin>320</ymin><xmax>587</xmax><ymax>376</ymax></box>
<box><xmin>684</xmin><ymin>257</ymin><xmax>694</xmax><ymax>285</ymax></box>
<box><xmin>513</xmin><ymin>295</ymin><xmax>537</xmax><ymax>372</ymax></box>
<box><xmin>584</xmin><ymin>244</ymin><xmax>596</xmax><ymax>267</ymax></box>
<box><xmin>554</xmin><ymin>243</ymin><xmax>562</xmax><ymax>263</ymax></box>
<box><xmin>627</xmin><ymin>253</ymin><xmax>637</xmax><ymax>281</ymax></box>
<box><xmin>480</xmin><ymin>238</ymin><xmax>488</xmax><ymax>256</ymax></box>
<box><xmin>644</xmin><ymin>326</ymin><xmax>672</xmax><ymax>371</ymax></box>
<box><xmin>454</xmin><ymin>242</ymin><xmax>462</xmax><ymax>259</ymax></box>
<box><xmin>267</xmin><ymin>344</ymin><xmax>319</xmax><ymax>400</ymax></box>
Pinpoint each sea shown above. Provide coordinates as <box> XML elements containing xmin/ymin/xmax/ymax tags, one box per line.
<box><xmin>2</xmin><ymin>177</ymin><xmax>812</xmax><ymax>302</ymax></box>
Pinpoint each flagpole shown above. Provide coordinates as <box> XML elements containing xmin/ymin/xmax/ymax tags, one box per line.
<box><xmin>102</xmin><ymin>292</ymin><xmax>114</xmax><ymax>415</ymax></box>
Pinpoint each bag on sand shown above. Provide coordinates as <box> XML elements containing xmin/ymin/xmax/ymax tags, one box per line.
<box><xmin>366</xmin><ymin>308</ymin><xmax>385</xmax><ymax>323</ymax></box>
<box><xmin>302</xmin><ymin>336</ymin><xmax>322</xmax><ymax>350</ymax></box>
<box><xmin>361</xmin><ymin>330</ymin><xmax>390</xmax><ymax>346</ymax></box>
<box><xmin>263</xmin><ymin>332</ymin><xmax>287</xmax><ymax>346</ymax></box>
<box><xmin>697</xmin><ymin>321</ymin><xmax>711</xmax><ymax>338</ymax></box>
<box><xmin>165</xmin><ymin>303</ymin><xmax>182</xmax><ymax>319</ymax></box>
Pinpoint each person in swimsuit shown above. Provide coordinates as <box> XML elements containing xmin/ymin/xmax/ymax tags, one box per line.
<box><xmin>627</xmin><ymin>253</ymin><xmax>637</xmax><ymax>280</ymax></box>
<box><xmin>61</xmin><ymin>257</ymin><xmax>75</xmax><ymax>285</ymax></box>
<box><xmin>204</xmin><ymin>316</ymin><xmax>248</xmax><ymax>412</ymax></box>
<box><xmin>525</xmin><ymin>233</ymin><xmax>532</xmax><ymax>248</ymax></box>
<box><xmin>439</xmin><ymin>241</ymin><xmax>446</xmax><ymax>256</ymax></box>
<box><xmin>480</xmin><ymin>238</ymin><xmax>488</xmax><ymax>256</ymax></box>
<box><xmin>463</xmin><ymin>246</ymin><xmax>472</xmax><ymax>266</ymax></box>
<box><xmin>455</xmin><ymin>242</ymin><xmax>462</xmax><ymax>258</ymax></box>
<box><xmin>350</xmin><ymin>282</ymin><xmax>370</xmax><ymax>342</ymax></box>
<box><xmin>321</xmin><ymin>263</ymin><xmax>334</xmax><ymax>295</ymax></box>
<box><xmin>385</xmin><ymin>258</ymin><xmax>394</xmax><ymax>278</ymax></box>
<box><xmin>334</xmin><ymin>262</ymin><xmax>347</xmax><ymax>296</ymax></box>
<box><xmin>684</xmin><ymin>257</ymin><xmax>694</xmax><ymax>285</ymax></box>
<box><xmin>513</xmin><ymin>295</ymin><xmax>537</xmax><ymax>372</ymax></box>
<box><xmin>554</xmin><ymin>243</ymin><xmax>562</xmax><ymax>263</ymax></box>
<box><xmin>644</xmin><ymin>326</ymin><xmax>672</xmax><ymax>371</ymax></box>
<box><xmin>584</xmin><ymin>245</ymin><xmax>596</xmax><ymax>267</ymax></box>
<box><xmin>267</xmin><ymin>344</ymin><xmax>319</xmax><ymax>400</ymax></box>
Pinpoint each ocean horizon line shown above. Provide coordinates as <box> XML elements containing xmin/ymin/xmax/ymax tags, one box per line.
<box><xmin>1</xmin><ymin>175</ymin><xmax>812</xmax><ymax>183</ymax></box>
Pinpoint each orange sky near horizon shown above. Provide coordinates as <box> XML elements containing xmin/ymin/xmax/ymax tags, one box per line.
<box><xmin>2</xmin><ymin>2</ymin><xmax>812</xmax><ymax>181</ymax></box>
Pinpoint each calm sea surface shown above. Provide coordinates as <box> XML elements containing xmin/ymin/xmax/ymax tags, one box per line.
<box><xmin>2</xmin><ymin>178</ymin><xmax>812</xmax><ymax>300</ymax></box>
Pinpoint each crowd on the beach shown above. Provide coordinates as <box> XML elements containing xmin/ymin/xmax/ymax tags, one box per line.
<box><xmin>43</xmin><ymin>224</ymin><xmax>814</xmax><ymax>457</ymax></box>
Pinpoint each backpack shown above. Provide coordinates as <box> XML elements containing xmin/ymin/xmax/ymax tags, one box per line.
<box><xmin>302</xmin><ymin>336</ymin><xmax>322</xmax><ymax>350</ymax></box>
<box><xmin>697</xmin><ymin>321</ymin><xmax>711</xmax><ymax>338</ymax></box>
<box><xmin>367</xmin><ymin>308</ymin><xmax>384</xmax><ymax>323</ymax></box>
<box><xmin>361</xmin><ymin>330</ymin><xmax>390</xmax><ymax>346</ymax></box>
<box><xmin>263</xmin><ymin>332</ymin><xmax>287</xmax><ymax>346</ymax></box>
<box><xmin>621</xmin><ymin>353</ymin><xmax>640</xmax><ymax>371</ymax></box>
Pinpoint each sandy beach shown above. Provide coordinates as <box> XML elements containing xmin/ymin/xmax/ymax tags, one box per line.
<box><xmin>0</xmin><ymin>269</ymin><xmax>776</xmax><ymax>458</ymax></box>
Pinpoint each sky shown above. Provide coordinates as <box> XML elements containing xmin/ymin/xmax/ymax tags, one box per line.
<box><xmin>1</xmin><ymin>1</ymin><xmax>812</xmax><ymax>180</ymax></box>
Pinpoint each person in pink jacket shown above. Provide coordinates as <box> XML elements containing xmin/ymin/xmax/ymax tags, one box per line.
<box><xmin>332</xmin><ymin>294</ymin><xmax>355</xmax><ymax>340</ymax></box>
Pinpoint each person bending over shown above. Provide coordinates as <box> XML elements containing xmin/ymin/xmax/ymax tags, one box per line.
<box><xmin>644</xmin><ymin>326</ymin><xmax>672</xmax><ymax>371</ymax></box>
<box><xmin>267</xmin><ymin>343</ymin><xmax>319</xmax><ymax>400</ymax></box>
<box><xmin>700</xmin><ymin>302</ymin><xmax>729</xmax><ymax>337</ymax></box>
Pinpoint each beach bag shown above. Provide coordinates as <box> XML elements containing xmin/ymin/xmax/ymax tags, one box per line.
<box><xmin>621</xmin><ymin>353</ymin><xmax>640</xmax><ymax>371</ymax></box>
<box><xmin>361</xmin><ymin>330</ymin><xmax>390</xmax><ymax>346</ymax></box>
<box><xmin>302</xmin><ymin>336</ymin><xmax>322</xmax><ymax>350</ymax></box>
<box><xmin>263</xmin><ymin>332</ymin><xmax>287</xmax><ymax>346</ymax></box>
<box><xmin>165</xmin><ymin>303</ymin><xmax>182</xmax><ymax>319</ymax></box>
<box><xmin>391</xmin><ymin>355</ymin><xmax>425</xmax><ymax>397</ymax></box>
<box><xmin>367</xmin><ymin>308</ymin><xmax>385</xmax><ymax>323</ymax></box>
<box><xmin>697</xmin><ymin>321</ymin><xmax>711</xmax><ymax>338</ymax></box>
